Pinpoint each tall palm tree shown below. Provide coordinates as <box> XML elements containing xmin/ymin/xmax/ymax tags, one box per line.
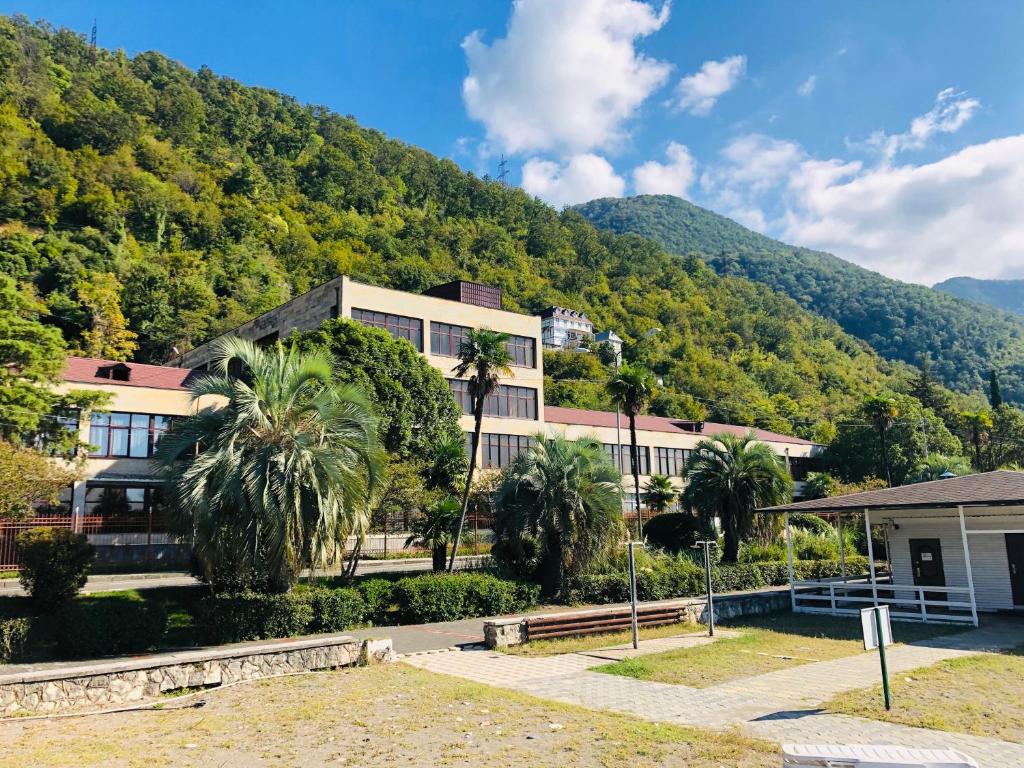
<box><xmin>156</xmin><ymin>338</ymin><xmax>382</xmax><ymax>593</ymax></box>
<box><xmin>960</xmin><ymin>410</ymin><xmax>993</xmax><ymax>470</ymax></box>
<box><xmin>643</xmin><ymin>474</ymin><xmax>677</xmax><ymax>516</ymax></box>
<box><xmin>606</xmin><ymin>363</ymin><xmax>655</xmax><ymax>537</ymax></box>
<box><xmin>863</xmin><ymin>395</ymin><xmax>899</xmax><ymax>487</ymax></box>
<box><xmin>406</xmin><ymin>495</ymin><xmax>461</xmax><ymax>572</ymax></box>
<box><xmin>683</xmin><ymin>432</ymin><xmax>791</xmax><ymax>563</ymax></box>
<box><xmin>905</xmin><ymin>454</ymin><xmax>972</xmax><ymax>484</ymax></box>
<box><xmin>493</xmin><ymin>434</ymin><xmax>623</xmax><ymax>595</ymax></box>
<box><xmin>448</xmin><ymin>328</ymin><xmax>512</xmax><ymax>571</ymax></box>
<box><xmin>425</xmin><ymin>434</ymin><xmax>469</xmax><ymax>493</ymax></box>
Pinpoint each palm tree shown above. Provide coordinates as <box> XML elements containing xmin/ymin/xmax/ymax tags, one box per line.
<box><xmin>960</xmin><ymin>411</ymin><xmax>993</xmax><ymax>470</ymax></box>
<box><xmin>425</xmin><ymin>434</ymin><xmax>469</xmax><ymax>493</ymax></box>
<box><xmin>406</xmin><ymin>496</ymin><xmax>461</xmax><ymax>572</ymax></box>
<box><xmin>643</xmin><ymin>474</ymin><xmax>677</xmax><ymax>516</ymax></box>
<box><xmin>683</xmin><ymin>432</ymin><xmax>791</xmax><ymax>563</ymax></box>
<box><xmin>802</xmin><ymin>471</ymin><xmax>838</xmax><ymax>500</ymax></box>
<box><xmin>863</xmin><ymin>395</ymin><xmax>899</xmax><ymax>487</ymax></box>
<box><xmin>448</xmin><ymin>328</ymin><xmax>513</xmax><ymax>571</ymax></box>
<box><xmin>606</xmin><ymin>363</ymin><xmax>655</xmax><ymax>537</ymax></box>
<box><xmin>493</xmin><ymin>434</ymin><xmax>623</xmax><ymax>595</ymax></box>
<box><xmin>905</xmin><ymin>454</ymin><xmax>972</xmax><ymax>484</ymax></box>
<box><xmin>156</xmin><ymin>338</ymin><xmax>382</xmax><ymax>593</ymax></box>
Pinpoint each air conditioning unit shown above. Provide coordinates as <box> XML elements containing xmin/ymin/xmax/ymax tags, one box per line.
<box><xmin>781</xmin><ymin>745</ymin><xmax>977</xmax><ymax>768</ymax></box>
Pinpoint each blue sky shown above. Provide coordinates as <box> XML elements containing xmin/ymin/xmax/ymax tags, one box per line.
<box><xmin>4</xmin><ymin>1</ymin><xmax>1023</xmax><ymax>284</ymax></box>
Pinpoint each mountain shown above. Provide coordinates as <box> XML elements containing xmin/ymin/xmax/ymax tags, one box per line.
<box><xmin>576</xmin><ymin>194</ymin><xmax>1024</xmax><ymax>405</ymax></box>
<box><xmin>0</xmin><ymin>17</ymin><xmax>954</xmax><ymax>439</ymax></box>
<box><xmin>933</xmin><ymin>276</ymin><xmax>1024</xmax><ymax>316</ymax></box>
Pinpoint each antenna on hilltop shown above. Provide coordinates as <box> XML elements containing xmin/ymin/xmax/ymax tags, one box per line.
<box><xmin>497</xmin><ymin>154</ymin><xmax>509</xmax><ymax>186</ymax></box>
<box><xmin>89</xmin><ymin>19</ymin><xmax>97</xmax><ymax>62</ymax></box>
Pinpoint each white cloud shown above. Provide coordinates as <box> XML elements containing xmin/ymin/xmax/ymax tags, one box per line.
<box><xmin>671</xmin><ymin>55</ymin><xmax>746</xmax><ymax>116</ymax></box>
<box><xmin>866</xmin><ymin>87</ymin><xmax>980</xmax><ymax>162</ymax></box>
<box><xmin>521</xmin><ymin>154</ymin><xmax>627</xmax><ymax>207</ymax></box>
<box><xmin>632</xmin><ymin>142</ymin><xmax>695</xmax><ymax>197</ymax></box>
<box><xmin>462</xmin><ymin>0</ymin><xmax>672</xmax><ymax>155</ymax></box>
<box><xmin>797</xmin><ymin>75</ymin><xmax>817</xmax><ymax>97</ymax></box>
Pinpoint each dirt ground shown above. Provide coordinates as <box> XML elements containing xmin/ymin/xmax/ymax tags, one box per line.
<box><xmin>0</xmin><ymin>663</ymin><xmax>777</xmax><ymax>768</ymax></box>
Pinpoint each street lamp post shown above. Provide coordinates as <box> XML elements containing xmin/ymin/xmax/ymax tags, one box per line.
<box><xmin>692</xmin><ymin>539</ymin><xmax>717</xmax><ymax>636</ymax></box>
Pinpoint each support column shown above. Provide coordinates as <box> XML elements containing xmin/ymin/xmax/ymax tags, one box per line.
<box><xmin>785</xmin><ymin>512</ymin><xmax>796</xmax><ymax>612</ymax></box>
<box><xmin>864</xmin><ymin>508</ymin><xmax>879</xmax><ymax>608</ymax></box>
<box><xmin>958</xmin><ymin>505</ymin><xmax>979</xmax><ymax>627</ymax></box>
<box><xmin>837</xmin><ymin>513</ymin><xmax>846</xmax><ymax>578</ymax></box>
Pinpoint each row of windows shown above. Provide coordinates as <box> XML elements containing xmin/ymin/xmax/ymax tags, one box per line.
<box><xmin>655</xmin><ymin>447</ymin><xmax>690</xmax><ymax>476</ymax></box>
<box><xmin>447</xmin><ymin>380</ymin><xmax>538</xmax><ymax>420</ymax></box>
<box><xmin>352</xmin><ymin>308</ymin><xmax>424</xmax><ymax>350</ymax></box>
<box><xmin>481</xmin><ymin>433</ymin><xmax>534</xmax><ymax>469</ymax></box>
<box><xmin>603</xmin><ymin>444</ymin><xmax>651</xmax><ymax>475</ymax></box>
<box><xmin>89</xmin><ymin>413</ymin><xmax>173</xmax><ymax>459</ymax></box>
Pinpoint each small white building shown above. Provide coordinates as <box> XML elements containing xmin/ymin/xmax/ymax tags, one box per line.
<box><xmin>540</xmin><ymin>306</ymin><xmax>593</xmax><ymax>350</ymax></box>
<box><xmin>761</xmin><ymin>471</ymin><xmax>1024</xmax><ymax>626</ymax></box>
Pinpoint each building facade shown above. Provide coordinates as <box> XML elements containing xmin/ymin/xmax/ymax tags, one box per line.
<box><xmin>540</xmin><ymin>306</ymin><xmax>593</xmax><ymax>350</ymax></box>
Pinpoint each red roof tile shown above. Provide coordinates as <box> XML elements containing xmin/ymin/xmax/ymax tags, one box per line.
<box><xmin>63</xmin><ymin>357</ymin><xmax>199</xmax><ymax>391</ymax></box>
<box><xmin>543</xmin><ymin>406</ymin><xmax>815</xmax><ymax>446</ymax></box>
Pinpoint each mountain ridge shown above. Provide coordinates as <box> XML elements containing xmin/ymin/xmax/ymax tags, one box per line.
<box><xmin>933</xmin><ymin>276</ymin><xmax>1024</xmax><ymax>316</ymax></box>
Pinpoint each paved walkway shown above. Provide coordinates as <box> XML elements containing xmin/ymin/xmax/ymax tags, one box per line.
<box><xmin>404</xmin><ymin>618</ymin><xmax>1024</xmax><ymax>767</ymax></box>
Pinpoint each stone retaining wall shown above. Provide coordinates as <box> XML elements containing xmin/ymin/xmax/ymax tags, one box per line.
<box><xmin>485</xmin><ymin>589</ymin><xmax>790</xmax><ymax>648</ymax></box>
<box><xmin>0</xmin><ymin>635</ymin><xmax>393</xmax><ymax>716</ymax></box>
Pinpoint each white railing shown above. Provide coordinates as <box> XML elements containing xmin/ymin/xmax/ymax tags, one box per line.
<box><xmin>793</xmin><ymin>577</ymin><xmax>975</xmax><ymax>624</ymax></box>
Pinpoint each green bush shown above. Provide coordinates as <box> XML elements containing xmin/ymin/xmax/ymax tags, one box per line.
<box><xmin>789</xmin><ymin>513</ymin><xmax>835</xmax><ymax>536</ymax></box>
<box><xmin>195</xmin><ymin>591</ymin><xmax>314</xmax><ymax>644</ymax></box>
<box><xmin>55</xmin><ymin>599</ymin><xmax>167</xmax><ymax>658</ymax></box>
<box><xmin>739</xmin><ymin>542</ymin><xmax>787</xmax><ymax>562</ymax></box>
<box><xmin>565</xmin><ymin>573</ymin><xmax>630</xmax><ymax>605</ymax></box>
<box><xmin>642</xmin><ymin>513</ymin><xmax>703</xmax><ymax>554</ymax></box>
<box><xmin>394</xmin><ymin>573</ymin><xmax>536</xmax><ymax>624</ymax></box>
<box><xmin>308</xmin><ymin>588</ymin><xmax>365</xmax><ymax>633</ymax></box>
<box><xmin>16</xmin><ymin>527</ymin><xmax>96</xmax><ymax>610</ymax></box>
<box><xmin>0</xmin><ymin>618</ymin><xmax>30</xmax><ymax>662</ymax></box>
<box><xmin>357</xmin><ymin>578</ymin><xmax>398</xmax><ymax>625</ymax></box>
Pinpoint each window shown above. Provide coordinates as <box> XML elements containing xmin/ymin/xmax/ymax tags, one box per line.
<box><xmin>482</xmin><ymin>433</ymin><xmax>533</xmax><ymax>468</ymax></box>
<box><xmin>431</xmin><ymin>322</ymin><xmax>471</xmax><ymax>357</ymax></box>
<box><xmin>505</xmin><ymin>335</ymin><xmax>536</xmax><ymax>368</ymax></box>
<box><xmin>83</xmin><ymin>485</ymin><xmax>165</xmax><ymax>533</ymax></box>
<box><xmin>655</xmin><ymin>447</ymin><xmax>690</xmax><ymax>476</ymax></box>
<box><xmin>447</xmin><ymin>380</ymin><xmax>538</xmax><ymax>420</ymax></box>
<box><xmin>89</xmin><ymin>413</ymin><xmax>173</xmax><ymax>459</ymax></box>
<box><xmin>604</xmin><ymin>443</ymin><xmax>650</xmax><ymax>475</ymax></box>
<box><xmin>352</xmin><ymin>308</ymin><xmax>423</xmax><ymax>350</ymax></box>
<box><xmin>788</xmin><ymin>456</ymin><xmax>820</xmax><ymax>481</ymax></box>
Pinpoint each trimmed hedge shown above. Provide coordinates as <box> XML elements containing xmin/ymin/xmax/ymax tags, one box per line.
<box><xmin>357</xmin><ymin>578</ymin><xmax>398</xmax><ymax>626</ymax></box>
<box><xmin>642</xmin><ymin>513</ymin><xmax>702</xmax><ymax>554</ymax></box>
<box><xmin>0</xmin><ymin>618</ymin><xmax>30</xmax><ymax>663</ymax></box>
<box><xmin>308</xmin><ymin>588</ymin><xmax>365</xmax><ymax>633</ymax></box>
<box><xmin>16</xmin><ymin>527</ymin><xmax>95</xmax><ymax>610</ymax></box>
<box><xmin>55</xmin><ymin>599</ymin><xmax>167</xmax><ymax>658</ymax></box>
<box><xmin>394</xmin><ymin>573</ymin><xmax>539</xmax><ymax>624</ymax></box>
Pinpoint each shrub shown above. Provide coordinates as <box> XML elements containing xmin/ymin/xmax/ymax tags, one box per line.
<box><xmin>565</xmin><ymin>573</ymin><xmax>630</xmax><ymax>605</ymax></box>
<box><xmin>55</xmin><ymin>599</ymin><xmax>167</xmax><ymax>658</ymax></box>
<box><xmin>357</xmin><ymin>578</ymin><xmax>398</xmax><ymax>626</ymax></box>
<box><xmin>0</xmin><ymin>618</ymin><xmax>30</xmax><ymax>663</ymax></box>
<box><xmin>711</xmin><ymin>563</ymin><xmax>767</xmax><ymax>593</ymax></box>
<box><xmin>789</xmin><ymin>513</ymin><xmax>835</xmax><ymax>536</ymax></box>
<box><xmin>791</xmin><ymin>529</ymin><xmax>839</xmax><ymax>560</ymax></box>
<box><xmin>642</xmin><ymin>512</ymin><xmax>704</xmax><ymax>554</ymax></box>
<box><xmin>194</xmin><ymin>591</ymin><xmax>313</xmax><ymax>644</ymax></box>
<box><xmin>308</xmin><ymin>588</ymin><xmax>365</xmax><ymax>633</ymax></box>
<box><xmin>16</xmin><ymin>527</ymin><xmax>95</xmax><ymax>610</ymax></box>
<box><xmin>739</xmin><ymin>542</ymin><xmax>787</xmax><ymax>562</ymax></box>
<box><xmin>394</xmin><ymin>573</ymin><xmax>536</xmax><ymax>624</ymax></box>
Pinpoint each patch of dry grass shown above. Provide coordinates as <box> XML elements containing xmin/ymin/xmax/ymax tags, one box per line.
<box><xmin>0</xmin><ymin>663</ymin><xmax>778</xmax><ymax>768</ymax></box>
<box><xmin>826</xmin><ymin>650</ymin><xmax>1024</xmax><ymax>742</ymax></box>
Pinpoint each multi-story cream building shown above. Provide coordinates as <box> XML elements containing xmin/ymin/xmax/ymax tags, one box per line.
<box><xmin>18</xmin><ymin>275</ymin><xmax>821</xmax><ymax>567</ymax></box>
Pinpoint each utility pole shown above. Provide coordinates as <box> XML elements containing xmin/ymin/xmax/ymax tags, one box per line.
<box><xmin>89</xmin><ymin>19</ymin><xmax>97</xmax><ymax>63</ymax></box>
<box><xmin>497</xmin><ymin>155</ymin><xmax>509</xmax><ymax>186</ymax></box>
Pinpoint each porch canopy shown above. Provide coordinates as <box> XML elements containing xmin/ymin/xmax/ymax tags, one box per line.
<box><xmin>758</xmin><ymin>470</ymin><xmax>1024</xmax><ymax>626</ymax></box>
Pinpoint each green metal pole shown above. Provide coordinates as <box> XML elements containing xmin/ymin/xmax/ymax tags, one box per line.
<box><xmin>628</xmin><ymin>541</ymin><xmax>639</xmax><ymax>650</ymax></box>
<box><xmin>874</xmin><ymin>608</ymin><xmax>891</xmax><ymax>710</ymax></box>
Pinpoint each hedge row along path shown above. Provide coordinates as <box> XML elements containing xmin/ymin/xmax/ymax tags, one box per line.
<box><xmin>405</xmin><ymin>616</ymin><xmax>1024</xmax><ymax>768</ymax></box>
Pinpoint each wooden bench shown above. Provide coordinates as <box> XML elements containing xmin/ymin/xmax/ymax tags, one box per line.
<box><xmin>524</xmin><ymin>604</ymin><xmax>687</xmax><ymax>641</ymax></box>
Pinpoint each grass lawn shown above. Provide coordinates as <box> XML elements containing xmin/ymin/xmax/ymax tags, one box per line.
<box><xmin>505</xmin><ymin>621</ymin><xmax>704</xmax><ymax>657</ymax></box>
<box><xmin>594</xmin><ymin>612</ymin><xmax>965</xmax><ymax>688</ymax></box>
<box><xmin>0</xmin><ymin>664</ymin><xmax>778</xmax><ymax>768</ymax></box>
<box><xmin>825</xmin><ymin>649</ymin><xmax>1024</xmax><ymax>742</ymax></box>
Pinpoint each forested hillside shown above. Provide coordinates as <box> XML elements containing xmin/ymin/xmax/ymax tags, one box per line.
<box><xmin>0</xmin><ymin>17</ymin><xmax>942</xmax><ymax>440</ymax></box>
<box><xmin>933</xmin><ymin>276</ymin><xmax>1024</xmax><ymax>317</ymax></box>
<box><xmin>576</xmin><ymin>195</ymin><xmax>1024</xmax><ymax>405</ymax></box>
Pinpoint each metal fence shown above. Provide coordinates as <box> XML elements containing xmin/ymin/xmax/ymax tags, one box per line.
<box><xmin>0</xmin><ymin>516</ymin><xmax>74</xmax><ymax>571</ymax></box>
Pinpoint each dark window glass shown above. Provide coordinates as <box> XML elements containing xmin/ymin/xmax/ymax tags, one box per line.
<box><xmin>84</xmin><ymin>485</ymin><xmax>165</xmax><ymax>533</ymax></box>
<box><xmin>788</xmin><ymin>456</ymin><xmax>820</xmax><ymax>481</ymax></box>
<box><xmin>655</xmin><ymin>447</ymin><xmax>690</xmax><ymax>476</ymax></box>
<box><xmin>431</xmin><ymin>322</ymin><xmax>472</xmax><ymax>357</ymax></box>
<box><xmin>505</xmin><ymin>335</ymin><xmax>536</xmax><ymax>368</ymax></box>
<box><xmin>604</xmin><ymin>443</ymin><xmax>650</xmax><ymax>474</ymax></box>
<box><xmin>481</xmin><ymin>433</ymin><xmax>533</xmax><ymax>468</ymax></box>
<box><xmin>89</xmin><ymin>413</ymin><xmax>176</xmax><ymax>459</ymax></box>
<box><xmin>352</xmin><ymin>308</ymin><xmax>423</xmax><ymax>351</ymax></box>
<box><xmin>448</xmin><ymin>380</ymin><xmax>538</xmax><ymax>420</ymax></box>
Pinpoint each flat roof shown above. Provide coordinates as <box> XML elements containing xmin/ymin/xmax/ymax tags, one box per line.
<box><xmin>64</xmin><ymin>357</ymin><xmax>199</xmax><ymax>391</ymax></box>
<box><xmin>759</xmin><ymin>469</ymin><xmax>1024</xmax><ymax>513</ymax></box>
<box><xmin>544</xmin><ymin>406</ymin><xmax>816</xmax><ymax>446</ymax></box>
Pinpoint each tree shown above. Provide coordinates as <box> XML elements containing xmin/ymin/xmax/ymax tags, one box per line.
<box><xmin>905</xmin><ymin>454</ymin><xmax>973</xmax><ymax>484</ymax></box>
<box><xmin>683</xmin><ymin>432</ymin><xmax>792</xmax><ymax>563</ymax></box>
<box><xmin>405</xmin><ymin>495</ymin><xmax>460</xmax><ymax>572</ymax></box>
<box><xmin>448</xmin><ymin>328</ymin><xmax>512</xmax><ymax>572</ymax></box>
<box><xmin>863</xmin><ymin>395</ymin><xmax>900</xmax><ymax>486</ymax></box>
<box><xmin>492</xmin><ymin>434</ymin><xmax>623</xmax><ymax>595</ymax></box>
<box><xmin>74</xmin><ymin>273</ymin><xmax>138</xmax><ymax>361</ymax></box>
<box><xmin>606</xmin><ymin>363</ymin><xmax>655</xmax><ymax>536</ymax></box>
<box><xmin>424</xmin><ymin>434</ymin><xmax>469</xmax><ymax>494</ymax></box>
<box><xmin>155</xmin><ymin>338</ymin><xmax>382</xmax><ymax>593</ymax></box>
<box><xmin>0</xmin><ymin>275</ymin><xmax>66</xmax><ymax>439</ymax></box>
<box><xmin>990</xmin><ymin>370</ymin><xmax>1003</xmax><ymax>408</ymax></box>
<box><xmin>802</xmin><ymin>471</ymin><xmax>838</xmax><ymax>500</ymax></box>
<box><xmin>370</xmin><ymin>457</ymin><xmax>430</xmax><ymax>544</ymax></box>
<box><xmin>0</xmin><ymin>440</ymin><xmax>80</xmax><ymax>520</ymax></box>
<box><xmin>643</xmin><ymin>474</ymin><xmax>677</xmax><ymax>516</ymax></box>
<box><xmin>960</xmin><ymin>410</ymin><xmax>993</xmax><ymax>470</ymax></box>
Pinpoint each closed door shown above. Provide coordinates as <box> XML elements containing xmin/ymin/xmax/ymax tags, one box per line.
<box><xmin>910</xmin><ymin>538</ymin><xmax>946</xmax><ymax>603</ymax></box>
<box><xmin>1006</xmin><ymin>534</ymin><xmax>1024</xmax><ymax>606</ymax></box>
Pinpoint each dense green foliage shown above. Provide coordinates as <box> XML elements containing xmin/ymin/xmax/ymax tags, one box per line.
<box><xmin>0</xmin><ymin>17</ymin><xmax>917</xmax><ymax>439</ymax></box>
<box><xmin>933</xmin><ymin>276</ymin><xmax>1024</xmax><ymax>317</ymax></box>
<box><xmin>195</xmin><ymin>587</ymin><xmax>364</xmax><ymax>644</ymax></box>
<box><xmin>641</xmin><ymin>512</ymin><xmax>703</xmax><ymax>554</ymax></box>
<box><xmin>0</xmin><ymin>617</ymin><xmax>30</xmax><ymax>662</ymax></box>
<box><xmin>55</xmin><ymin>596</ymin><xmax>167</xmax><ymax>657</ymax></box>
<box><xmin>16</xmin><ymin>526</ymin><xmax>94</xmax><ymax>608</ymax></box>
<box><xmin>391</xmin><ymin>572</ymin><xmax>539</xmax><ymax>624</ymax></box>
<box><xmin>577</xmin><ymin>195</ymin><xmax>1024</xmax><ymax>405</ymax></box>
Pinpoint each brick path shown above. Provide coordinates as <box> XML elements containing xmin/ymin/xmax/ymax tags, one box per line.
<box><xmin>404</xmin><ymin>620</ymin><xmax>1024</xmax><ymax>767</ymax></box>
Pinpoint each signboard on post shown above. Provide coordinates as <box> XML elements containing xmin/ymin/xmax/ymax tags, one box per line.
<box><xmin>861</xmin><ymin>604</ymin><xmax>892</xmax><ymax>650</ymax></box>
